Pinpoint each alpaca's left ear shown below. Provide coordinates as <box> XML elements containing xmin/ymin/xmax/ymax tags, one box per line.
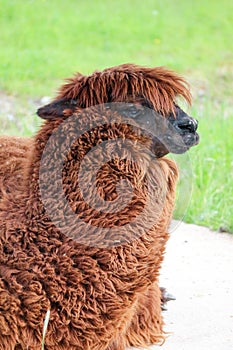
<box><xmin>37</xmin><ymin>98</ymin><xmax>77</xmax><ymax>119</ymax></box>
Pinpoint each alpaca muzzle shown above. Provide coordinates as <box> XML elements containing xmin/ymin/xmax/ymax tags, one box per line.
<box><xmin>165</xmin><ymin>106</ymin><xmax>199</xmax><ymax>153</ymax></box>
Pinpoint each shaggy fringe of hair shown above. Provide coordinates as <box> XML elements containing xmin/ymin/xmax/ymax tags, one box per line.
<box><xmin>57</xmin><ymin>63</ymin><xmax>191</xmax><ymax>115</ymax></box>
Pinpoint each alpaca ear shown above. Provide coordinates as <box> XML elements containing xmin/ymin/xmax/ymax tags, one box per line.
<box><xmin>37</xmin><ymin>98</ymin><xmax>77</xmax><ymax>119</ymax></box>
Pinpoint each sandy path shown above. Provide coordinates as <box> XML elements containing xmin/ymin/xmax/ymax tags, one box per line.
<box><xmin>132</xmin><ymin>221</ymin><xmax>233</xmax><ymax>350</ymax></box>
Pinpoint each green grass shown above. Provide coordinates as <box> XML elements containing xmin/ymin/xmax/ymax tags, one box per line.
<box><xmin>0</xmin><ymin>0</ymin><xmax>232</xmax><ymax>232</ymax></box>
<box><xmin>1</xmin><ymin>0</ymin><xmax>232</xmax><ymax>96</ymax></box>
<box><xmin>173</xmin><ymin>100</ymin><xmax>233</xmax><ymax>233</ymax></box>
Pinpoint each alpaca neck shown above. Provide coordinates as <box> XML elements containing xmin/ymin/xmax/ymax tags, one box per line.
<box><xmin>25</xmin><ymin>119</ymin><xmax>63</xmax><ymax>219</ymax></box>
<box><xmin>23</xmin><ymin>113</ymin><xmax>160</xmax><ymax>236</ymax></box>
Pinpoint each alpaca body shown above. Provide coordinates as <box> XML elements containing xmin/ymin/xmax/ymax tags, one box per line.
<box><xmin>0</xmin><ymin>64</ymin><xmax>198</xmax><ymax>349</ymax></box>
<box><xmin>0</xmin><ymin>109</ymin><xmax>178</xmax><ymax>349</ymax></box>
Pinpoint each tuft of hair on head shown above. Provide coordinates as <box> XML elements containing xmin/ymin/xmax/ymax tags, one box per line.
<box><xmin>57</xmin><ymin>64</ymin><xmax>192</xmax><ymax>116</ymax></box>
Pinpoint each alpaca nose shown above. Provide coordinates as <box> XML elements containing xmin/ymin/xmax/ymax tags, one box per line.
<box><xmin>175</xmin><ymin>118</ymin><xmax>198</xmax><ymax>133</ymax></box>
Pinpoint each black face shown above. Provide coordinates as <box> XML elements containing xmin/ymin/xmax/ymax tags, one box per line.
<box><xmin>37</xmin><ymin>98</ymin><xmax>199</xmax><ymax>158</ymax></box>
<box><xmin>117</xmin><ymin>103</ymin><xmax>199</xmax><ymax>157</ymax></box>
<box><xmin>165</xmin><ymin>105</ymin><xmax>199</xmax><ymax>154</ymax></box>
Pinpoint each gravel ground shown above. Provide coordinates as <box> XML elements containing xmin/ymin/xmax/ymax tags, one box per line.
<box><xmin>132</xmin><ymin>221</ymin><xmax>233</xmax><ymax>350</ymax></box>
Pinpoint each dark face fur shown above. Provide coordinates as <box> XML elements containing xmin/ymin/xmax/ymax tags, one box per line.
<box><xmin>37</xmin><ymin>98</ymin><xmax>199</xmax><ymax>158</ymax></box>
<box><xmin>104</xmin><ymin>101</ymin><xmax>199</xmax><ymax>157</ymax></box>
<box><xmin>166</xmin><ymin>105</ymin><xmax>199</xmax><ymax>153</ymax></box>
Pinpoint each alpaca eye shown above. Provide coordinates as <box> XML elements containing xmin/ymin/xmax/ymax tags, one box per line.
<box><xmin>127</xmin><ymin>106</ymin><xmax>142</xmax><ymax>118</ymax></box>
<box><xmin>129</xmin><ymin>109</ymin><xmax>139</xmax><ymax>117</ymax></box>
<box><xmin>118</xmin><ymin>104</ymin><xmax>143</xmax><ymax>119</ymax></box>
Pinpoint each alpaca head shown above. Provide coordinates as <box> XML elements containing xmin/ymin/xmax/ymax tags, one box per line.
<box><xmin>37</xmin><ymin>64</ymin><xmax>199</xmax><ymax>156</ymax></box>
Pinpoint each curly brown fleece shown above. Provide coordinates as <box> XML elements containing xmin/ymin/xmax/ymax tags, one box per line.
<box><xmin>0</xmin><ymin>64</ymin><xmax>190</xmax><ymax>349</ymax></box>
<box><xmin>0</xmin><ymin>136</ymin><xmax>31</xmax><ymax>197</ymax></box>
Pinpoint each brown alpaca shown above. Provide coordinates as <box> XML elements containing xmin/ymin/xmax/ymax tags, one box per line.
<box><xmin>0</xmin><ymin>64</ymin><xmax>199</xmax><ymax>349</ymax></box>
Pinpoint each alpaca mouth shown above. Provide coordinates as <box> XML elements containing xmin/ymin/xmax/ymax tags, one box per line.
<box><xmin>150</xmin><ymin>129</ymin><xmax>199</xmax><ymax>157</ymax></box>
<box><xmin>182</xmin><ymin>131</ymin><xmax>200</xmax><ymax>147</ymax></box>
<box><xmin>172</xmin><ymin>119</ymin><xmax>200</xmax><ymax>153</ymax></box>
<box><xmin>161</xmin><ymin>130</ymin><xmax>199</xmax><ymax>155</ymax></box>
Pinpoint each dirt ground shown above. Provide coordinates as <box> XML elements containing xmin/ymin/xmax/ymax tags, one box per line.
<box><xmin>132</xmin><ymin>221</ymin><xmax>233</xmax><ymax>350</ymax></box>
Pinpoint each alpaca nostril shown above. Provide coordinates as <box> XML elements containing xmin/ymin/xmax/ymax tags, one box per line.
<box><xmin>176</xmin><ymin>118</ymin><xmax>198</xmax><ymax>133</ymax></box>
<box><xmin>190</xmin><ymin>118</ymin><xmax>198</xmax><ymax>132</ymax></box>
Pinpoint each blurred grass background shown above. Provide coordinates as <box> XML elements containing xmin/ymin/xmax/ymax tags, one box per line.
<box><xmin>0</xmin><ymin>0</ymin><xmax>232</xmax><ymax>232</ymax></box>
